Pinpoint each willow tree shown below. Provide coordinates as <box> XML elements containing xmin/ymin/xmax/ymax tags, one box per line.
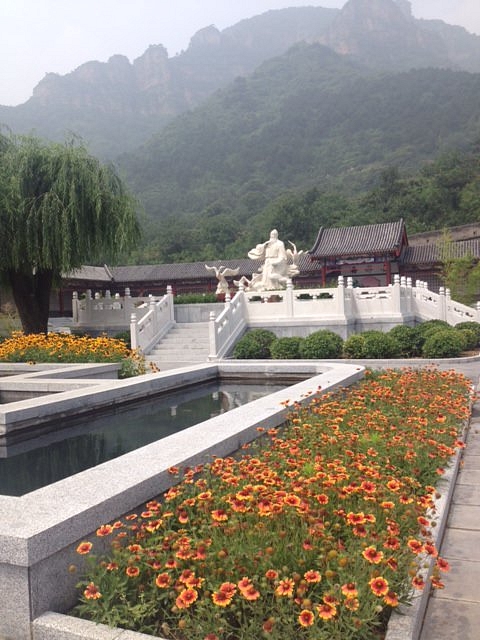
<box><xmin>0</xmin><ymin>135</ymin><xmax>139</xmax><ymax>333</ymax></box>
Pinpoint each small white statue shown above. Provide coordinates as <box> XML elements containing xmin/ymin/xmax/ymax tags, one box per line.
<box><xmin>205</xmin><ymin>264</ymin><xmax>240</xmax><ymax>296</ymax></box>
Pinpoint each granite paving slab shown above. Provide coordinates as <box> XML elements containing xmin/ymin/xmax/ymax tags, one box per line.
<box><xmin>421</xmin><ymin>599</ymin><xmax>480</xmax><ymax>639</ymax></box>
<box><xmin>440</xmin><ymin>528</ymin><xmax>480</xmax><ymax>562</ymax></box>
<box><xmin>448</xmin><ymin>504</ymin><xmax>480</xmax><ymax>529</ymax></box>
<box><xmin>459</xmin><ymin>454</ymin><xmax>480</xmax><ymax>469</ymax></box>
<box><xmin>430</xmin><ymin>558</ymin><xmax>480</xmax><ymax>602</ymax></box>
<box><xmin>455</xmin><ymin>468</ymin><xmax>480</xmax><ymax>485</ymax></box>
<box><xmin>452</xmin><ymin>484</ymin><xmax>480</xmax><ymax>506</ymax></box>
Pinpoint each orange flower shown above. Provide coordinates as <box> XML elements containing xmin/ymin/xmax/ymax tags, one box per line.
<box><xmin>346</xmin><ymin>511</ymin><xmax>366</xmax><ymax>525</ymax></box>
<box><xmin>369</xmin><ymin>576</ymin><xmax>389</xmax><ymax>597</ymax></box>
<box><xmin>242</xmin><ymin>585</ymin><xmax>261</xmax><ymax>601</ymax></box>
<box><xmin>155</xmin><ymin>573</ymin><xmax>171</xmax><ymax>588</ymax></box>
<box><xmin>96</xmin><ymin>524</ymin><xmax>113</xmax><ymax>537</ymax></box>
<box><xmin>126</xmin><ymin>566</ymin><xmax>140</xmax><ymax>578</ymax></box>
<box><xmin>237</xmin><ymin>577</ymin><xmax>252</xmax><ymax>592</ymax></box>
<box><xmin>219</xmin><ymin>582</ymin><xmax>237</xmax><ymax>597</ymax></box>
<box><xmin>407</xmin><ymin>539</ymin><xmax>424</xmax><ymax>555</ymax></box>
<box><xmin>304</xmin><ymin>570</ymin><xmax>322</xmax><ymax>583</ymax></box>
<box><xmin>383</xmin><ymin>537</ymin><xmax>400</xmax><ymax>550</ymax></box>
<box><xmin>211</xmin><ymin>509</ymin><xmax>228</xmax><ymax>522</ymax></box>
<box><xmin>275</xmin><ymin>578</ymin><xmax>295</xmax><ymax>597</ymax></box>
<box><xmin>384</xmin><ymin>590</ymin><xmax>399</xmax><ymax>607</ymax></box>
<box><xmin>298</xmin><ymin>610</ymin><xmax>315</xmax><ymax>627</ymax></box>
<box><xmin>316</xmin><ymin>603</ymin><xmax>337</xmax><ymax>620</ymax></box>
<box><xmin>178</xmin><ymin>588</ymin><xmax>198</xmax><ymax>607</ymax></box>
<box><xmin>284</xmin><ymin>494</ymin><xmax>301</xmax><ymax>507</ymax></box>
<box><xmin>412</xmin><ymin>575</ymin><xmax>426</xmax><ymax>590</ymax></box>
<box><xmin>431</xmin><ymin>576</ymin><xmax>445</xmax><ymax>589</ymax></box>
<box><xmin>341</xmin><ymin>582</ymin><xmax>358</xmax><ymax>598</ymax></box>
<box><xmin>212</xmin><ymin>590</ymin><xmax>233</xmax><ymax>607</ymax></box>
<box><xmin>265</xmin><ymin>569</ymin><xmax>279</xmax><ymax>581</ymax></box>
<box><xmin>83</xmin><ymin>582</ymin><xmax>102</xmax><ymax>600</ymax></box>
<box><xmin>76</xmin><ymin>541</ymin><xmax>93</xmax><ymax>555</ymax></box>
<box><xmin>436</xmin><ymin>557</ymin><xmax>450</xmax><ymax>573</ymax></box>
<box><xmin>362</xmin><ymin>546</ymin><xmax>384</xmax><ymax>564</ymax></box>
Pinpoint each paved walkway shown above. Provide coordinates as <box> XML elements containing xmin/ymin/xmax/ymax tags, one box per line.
<box><xmin>419</xmin><ymin>361</ymin><xmax>480</xmax><ymax>639</ymax></box>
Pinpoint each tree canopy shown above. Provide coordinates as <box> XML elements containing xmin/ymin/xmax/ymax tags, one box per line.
<box><xmin>0</xmin><ymin>134</ymin><xmax>139</xmax><ymax>333</ymax></box>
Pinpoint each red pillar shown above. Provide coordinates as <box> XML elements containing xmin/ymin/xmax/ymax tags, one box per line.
<box><xmin>321</xmin><ymin>263</ymin><xmax>327</xmax><ymax>287</ymax></box>
<box><xmin>384</xmin><ymin>260</ymin><xmax>392</xmax><ymax>285</ymax></box>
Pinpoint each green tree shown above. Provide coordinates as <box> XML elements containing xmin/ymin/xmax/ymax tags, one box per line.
<box><xmin>0</xmin><ymin>135</ymin><xmax>139</xmax><ymax>333</ymax></box>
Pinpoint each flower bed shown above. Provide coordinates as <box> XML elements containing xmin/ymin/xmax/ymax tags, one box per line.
<box><xmin>0</xmin><ymin>331</ymin><xmax>147</xmax><ymax>377</ymax></box>
<box><xmin>71</xmin><ymin>368</ymin><xmax>471</xmax><ymax>640</ymax></box>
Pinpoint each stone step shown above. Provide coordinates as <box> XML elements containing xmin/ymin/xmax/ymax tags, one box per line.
<box><xmin>146</xmin><ymin>322</ymin><xmax>210</xmax><ymax>365</ymax></box>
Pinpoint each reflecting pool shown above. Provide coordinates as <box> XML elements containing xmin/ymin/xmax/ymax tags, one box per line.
<box><xmin>0</xmin><ymin>379</ymin><xmax>287</xmax><ymax>496</ymax></box>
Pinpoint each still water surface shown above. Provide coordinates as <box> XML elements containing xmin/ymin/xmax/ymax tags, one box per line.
<box><xmin>0</xmin><ymin>380</ymin><xmax>286</xmax><ymax>496</ymax></box>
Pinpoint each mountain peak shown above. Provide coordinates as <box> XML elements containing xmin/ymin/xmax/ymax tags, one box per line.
<box><xmin>321</xmin><ymin>0</ymin><xmax>449</xmax><ymax>68</ymax></box>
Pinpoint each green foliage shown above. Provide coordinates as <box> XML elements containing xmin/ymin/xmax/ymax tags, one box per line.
<box><xmin>270</xmin><ymin>336</ymin><xmax>303</xmax><ymax>359</ymax></box>
<box><xmin>422</xmin><ymin>329</ymin><xmax>465</xmax><ymax>358</ymax></box>
<box><xmin>387</xmin><ymin>325</ymin><xmax>424</xmax><ymax>357</ymax></box>
<box><xmin>173</xmin><ymin>292</ymin><xmax>218</xmax><ymax>304</ymax></box>
<box><xmin>416</xmin><ymin>320</ymin><xmax>450</xmax><ymax>339</ymax></box>
<box><xmin>0</xmin><ymin>134</ymin><xmax>139</xmax><ymax>333</ymax></box>
<box><xmin>358</xmin><ymin>331</ymin><xmax>401</xmax><ymax>359</ymax></box>
<box><xmin>299</xmin><ymin>329</ymin><xmax>343</xmax><ymax>359</ymax></box>
<box><xmin>232</xmin><ymin>329</ymin><xmax>276</xmax><ymax>359</ymax></box>
<box><xmin>455</xmin><ymin>321</ymin><xmax>480</xmax><ymax>345</ymax></box>
<box><xmin>455</xmin><ymin>328</ymin><xmax>477</xmax><ymax>351</ymax></box>
<box><xmin>442</xmin><ymin>254</ymin><xmax>480</xmax><ymax>305</ymax></box>
<box><xmin>343</xmin><ymin>334</ymin><xmax>368</xmax><ymax>358</ymax></box>
<box><xmin>113</xmin><ymin>330</ymin><xmax>131</xmax><ymax>349</ymax></box>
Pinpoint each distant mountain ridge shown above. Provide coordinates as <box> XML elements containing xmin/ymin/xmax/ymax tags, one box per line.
<box><xmin>1</xmin><ymin>0</ymin><xmax>480</xmax><ymax>158</ymax></box>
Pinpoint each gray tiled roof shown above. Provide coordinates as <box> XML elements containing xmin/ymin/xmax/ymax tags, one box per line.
<box><xmin>67</xmin><ymin>265</ymin><xmax>114</xmax><ymax>282</ymax></box>
<box><xmin>403</xmin><ymin>239</ymin><xmax>480</xmax><ymax>264</ymax></box>
<box><xmin>308</xmin><ymin>220</ymin><xmax>406</xmax><ymax>258</ymax></box>
<box><xmin>66</xmin><ymin>254</ymin><xmax>316</xmax><ymax>284</ymax></box>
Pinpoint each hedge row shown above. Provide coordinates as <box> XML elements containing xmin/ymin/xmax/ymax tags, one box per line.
<box><xmin>232</xmin><ymin>320</ymin><xmax>480</xmax><ymax>360</ymax></box>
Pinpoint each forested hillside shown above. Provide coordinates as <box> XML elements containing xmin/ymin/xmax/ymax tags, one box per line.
<box><xmin>118</xmin><ymin>41</ymin><xmax>480</xmax><ymax>263</ymax></box>
<box><xmin>124</xmin><ymin>146</ymin><xmax>480</xmax><ymax>265</ymax></box>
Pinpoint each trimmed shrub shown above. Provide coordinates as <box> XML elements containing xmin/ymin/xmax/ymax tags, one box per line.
<box><xmin>422</xmin><ymin>329</ymin><xmax>465</xmax><ymax>358</ymax></box>
<box><xmin>174</xmin><ymin>292</ymin><xmax>218</xmax><ymax>304</ymax></box>
<box><xmin>455</xmin><ymin>328</ymin><xmax>477</xmax><ymax>351</ymax></box>
<box><xmin>455</xmin><ymin>321</ymin><xmax>480</xmax><ymax>346</ymax></box>
<box><xmin>416</xmin><ymin>320</ymin><xmax>450</xmax><ymax>339</ymax></box>
<box><xmin>358</xmin><ymin>330</ymin><xmax>401</xmax><ymax>359</ymax></box>
<box><xmin>270</xmin><ymin>336</ymin><xmax>304</xmax><ymax>359</ymax></box>
<box><xmin>299</xmin><ymin>330</ymin><xmax>343</xmax><ymax>359</ymax></box>
<box><xmin>233</xmin><ymin>329</ymin><xmax>276</xmax><ymax>359</ymax></box>
<box><xmin>388</xmin><ymin>325</ymin><xmax>424</xmax><ymax>357</ymax></box>
<box><xmin>343</xmin><ymin>334</ymin><xmax>368</xmax><ymax>358</ymax></box>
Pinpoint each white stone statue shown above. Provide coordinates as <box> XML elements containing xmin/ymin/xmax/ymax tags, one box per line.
<box><xmin>237</xmin><ymin>229</ymin><xmax>303</xmax><ymax>292</ymax></box>
<box><xmin>205</xmin><ymin>265</ymin><xmax>240</xmax><ymax>296</ymax></box>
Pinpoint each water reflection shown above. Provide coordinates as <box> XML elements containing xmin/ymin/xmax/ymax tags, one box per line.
<box><xmin>0</xmin><ymin>380</ymin><xmax>286</xmax><ymax>496</ymax></box>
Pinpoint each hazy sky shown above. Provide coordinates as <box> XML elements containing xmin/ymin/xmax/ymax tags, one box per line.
<box><xmin>1</xmin><ymin>0</ymin><xmax>479</xmax><ymax>106</ymax></box>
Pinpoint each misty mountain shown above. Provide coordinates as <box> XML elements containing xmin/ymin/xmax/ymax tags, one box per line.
<box><xmin>2</xmin><ymin>0</ymin><xmax>480</xmax><ymax>158</ymax></box>
<box><xmin>118</xmin><ymin>41</ymin><xmax>480</xmax><ymax>224</ymax></box>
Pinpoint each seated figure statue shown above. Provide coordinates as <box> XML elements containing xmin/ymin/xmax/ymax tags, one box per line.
<box><xmin>247</xmin><ymin>229</ymin><xmax>289</xmax><ymax>291</ymax></box>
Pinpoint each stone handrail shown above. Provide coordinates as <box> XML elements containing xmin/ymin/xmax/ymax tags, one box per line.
<box><xmin>208</xmin><ymin>290</ymin><xmax>247</xmax><ymax>360</ymax></box>
<box><xmin>73</xmin><ymin>277</ymin><xmax>480</xmax><ymax>359</ymax></box>
<box><xmin>130</xmin><ymin>288</ymin><xmax>175</xmax><ymax>353</ymax></box>
<box><xmin>72</xmin><ymin>288</ymin><xmax>152</xmax><ymax>328</ymax></box>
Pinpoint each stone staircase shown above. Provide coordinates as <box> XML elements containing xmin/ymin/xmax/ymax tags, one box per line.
<box><xmin>145</xmin><ymin>322</ymin><xmax>211</xmax><ymax>370</ymax></box>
